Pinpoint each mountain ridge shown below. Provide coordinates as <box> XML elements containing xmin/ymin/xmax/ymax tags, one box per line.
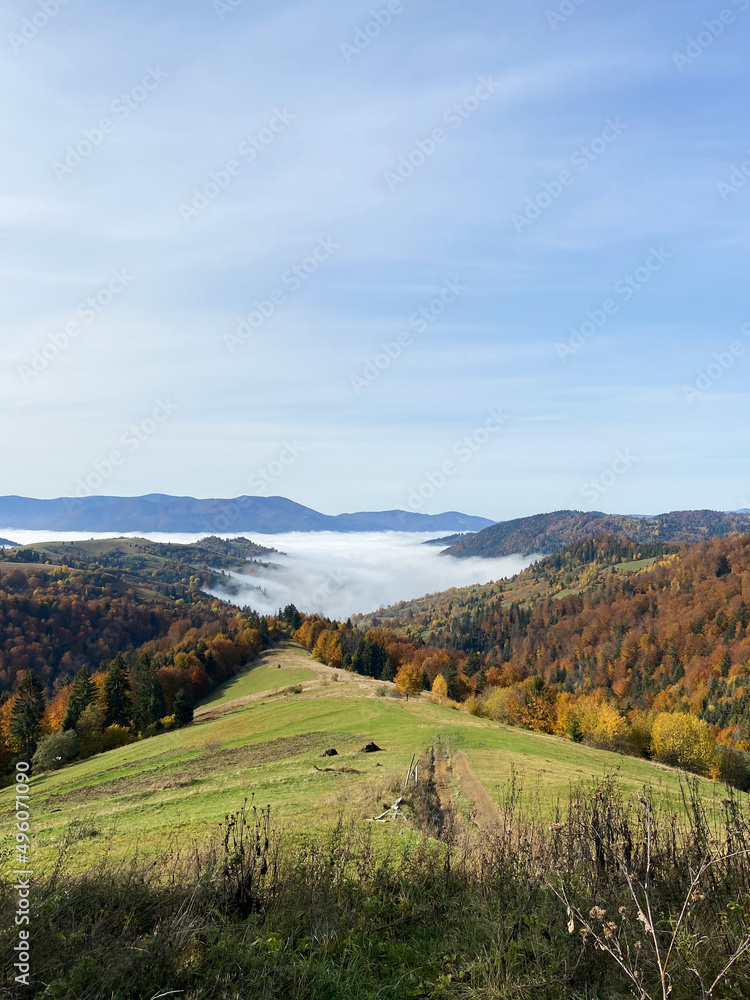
<box><xmin>442</xmin><ymin>509</ymin><xmax>750</xmax><ymax>558</ymax></box>
<box><xmin>0</xmin><ymin>494</ymin><xmax>494</xmax><ymax>535</ymax></box>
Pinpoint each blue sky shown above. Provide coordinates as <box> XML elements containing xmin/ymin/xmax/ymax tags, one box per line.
<box><xmin>2</xmin><ymin>0</ymin><xmax>749</xmax><ymax>520</ymax></box>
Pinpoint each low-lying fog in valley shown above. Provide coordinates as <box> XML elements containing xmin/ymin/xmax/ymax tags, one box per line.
<box><xmin>1</xmin><ymin>529</ymin><xmax>534</xmax><ymax>619</ymax></box>
<box><xmin>212</xmin><ymin>532</ymin><xmax>535</xmax><ymax>619</ymax></box>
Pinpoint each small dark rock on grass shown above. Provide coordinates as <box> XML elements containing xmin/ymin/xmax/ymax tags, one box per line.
<box><xmin>321</xmin><ymin>748</ymin><xmax>338</xmax><ymax>757</ymax></box>
<box><xmin>359</xmin><ymin>742</ymin><xmax>383</xmax><ymax>753</ymax></box>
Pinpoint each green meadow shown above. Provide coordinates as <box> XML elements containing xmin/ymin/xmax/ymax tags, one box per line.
<box><xmin>0</xmin><ymin>644</ymin><xmax>722</xmax><ymax>870</ymax></box>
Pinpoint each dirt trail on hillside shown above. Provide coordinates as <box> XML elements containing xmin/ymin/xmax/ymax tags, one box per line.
<box><xmin>430</xmin><ymin>745</ymin><xmax>501</xmax><ymax>837</ymax></box>
<box><xmin>433</xmin><ymin>751</ymin><xmax>454</xmax><ymax>814</ymax></box>
<box><xmin>452</xmin><ymin>750</ymin><xmax>501</xmax><ymax>833</ymax></box>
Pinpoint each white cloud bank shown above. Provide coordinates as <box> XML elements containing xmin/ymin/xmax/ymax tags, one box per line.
<box><xmin>213</xmin><ymin>531</ymin><xmax>534</xmax><ymax>619</ymax></box>
<box><xmin>0</xmin><ymin>528</ymin><xmax>533</xmax><ymax>619</ymax></box>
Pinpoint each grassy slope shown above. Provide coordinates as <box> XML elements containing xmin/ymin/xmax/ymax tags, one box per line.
<box><xmin>197</xmin><ymin>647</ymin><xmax>317</xmax><ymax>709</ymax></box>
<box><xmin>0</xmin><ymin>645</ymin><xmax>720</xmax><ymax>869</ymax></box>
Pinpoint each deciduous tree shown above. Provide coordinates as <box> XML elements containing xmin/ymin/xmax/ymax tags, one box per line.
<box><xmin>395</xmin><ymin>662</ymin><xmax>423</xmax><ymax>701</ymax></box>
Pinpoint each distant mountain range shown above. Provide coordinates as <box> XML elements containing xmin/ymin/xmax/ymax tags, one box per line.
<box><xmin>443</xmin><ymin>509</ymin><xmax>750</xmax><ymax>558</ymax></box>
<box><xmin>0</xmin><ymin>538</ymin><xmax>17</xmax><ymax>548</ymax></box>
<box><xmin>0</xmin><ymin>495</ymin><xmax>495</xmax><ymax>535</ymax></box>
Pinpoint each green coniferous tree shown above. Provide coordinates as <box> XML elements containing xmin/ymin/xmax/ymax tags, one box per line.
<box><xmin>720</xmin><ymin>650</ymin><xmax>732</xmax><ymax>678</ymax></box>
<box><xmin>444</xmin><ymin>665</ymin><xmax>460</xmax><ymax>701</ymax></box>
<box><xmin>147</xmin><ymin>672</ymin><xmax>166</xmax><ymax>725</ymax></box>
<box><xmin>63</xmin><ymin>668</ymin><xmax>95</xmax><ymax>730</ymax></box>
<box><xmin>9</xmin><ymin>671</ymin><xmax>46</xmax><ymax>759</ymax></box>
<box><xmin>474</xmin><ymin>667</ymin><xmax>487</xmax><ymax>695</ymax></box>
<box><xmin>130</xmin><ymin>655</ymin><xmax>166</xmax><ymax>730</ymax></box>
<box><xmin>173</xmin><ymin>689</ymin><xmax>194</xmax><ymax>726</ymax></box>
<box><xmin>104</xmin><ymin>654</ymin><xmax>132</xmax><ymax>728</ymax></box>
<box><xmin>381</xmin><ymin>658</ymin><xmax>397</xmax><ymax>683</ymax></box>
<box><xmin>567</xmin><ymin>716</ymin><xmax>584</xmax><ymax>743</ymax></box>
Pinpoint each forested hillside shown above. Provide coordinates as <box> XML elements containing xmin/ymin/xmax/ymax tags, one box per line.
<box><xmin>7</xmin><ymin>529</ymin><xmax>750</xmax><ymax>787</ymax></box>
<box><xmin>297</xmin><ymin>533</ymin><xmax>750</xmax><ymax>779</ymax></box>
<box><xmin>444</xmin><ymin>509</ymin><xmax>750</xmax><ymax>557</ymax></box>
<box><xmin>0</xmin><ymin>536</ymin><xmax>283</xmax><ymax>776</ymax></box>
<box><xmin>361</xmin><ymin>536</ymin><xmax>677</xmax><ymax>642</ymax></box>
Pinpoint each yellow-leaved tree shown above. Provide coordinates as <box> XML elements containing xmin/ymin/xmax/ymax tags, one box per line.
<box><xmin>652</xmin><ymin>712</ymin><xmax>716</xmax><ymax>775</ymax></box>
<box><xmin>431</xmin><ymin>674</ymin><xmax>448</xmax><ymax>704</ymax></box>
<box><xmin>566</xmin><ymin>692</ymin><xmax>628</xmax><ymax>752</ymax></box>
<box><xmin>395</xmin><ymin>662</ymin><xmax>423</xmax><ymax>701</ymax></box>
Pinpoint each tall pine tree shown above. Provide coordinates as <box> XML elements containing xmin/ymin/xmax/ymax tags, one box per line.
<box><xmin>104</xmin><ymin>654</ymin><xmax>132</xmax><ymax>728</ymax></box>
<box><xmin>130</xmin><ymin>655</ymin><xmax>166</xmax><ymax>730</ymax></box>
<box><xmin>10</xmin><ymin>671</ymin><xmax>46</xmax><ymax>759</ymax></box>
<box><xmin>173</xmin><ymin>689</ymin><xmax>194</xmax><ymax>726</ymax></box>
<box><xmin>63</xmin><ymin>667</ymin><xmax>95</xmax><ymax>730</ymax></box>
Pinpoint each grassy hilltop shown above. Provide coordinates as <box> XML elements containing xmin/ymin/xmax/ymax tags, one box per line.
<box><xmin>4</xmin><ymin>641</ymin><xmax>750</xmax><ymax>999</ymax></box>
<box><xmin>1</xmin><ymin>641</ymin><xmax>720</xmax><ymax>869</ymax></box>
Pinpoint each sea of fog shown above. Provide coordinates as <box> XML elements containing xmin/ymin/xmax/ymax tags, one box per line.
<box><xmin>0</xmin><ymin>529</ymin><xmax>534</xmax><ymax>620</ymax></box>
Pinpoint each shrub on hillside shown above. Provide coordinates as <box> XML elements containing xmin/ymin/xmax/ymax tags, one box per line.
<box><xmin>626</xmin><ymin>710</ymin><xmax>655</xmax><ymax>759</ymax></box>
<box><xmin>482</xmin><ymin>687</ymin><xmax>518</xmax><ymax>724</ymax></box>
<box><xmin>101</xmin><ymin>724</ymin><xmax>137</xmax><ymax>752</ymax></box>
<box><xmin>464</xmin><ymin>695</ymin><xmax>482</xmax><ymax>716</ymax></box>
<box><xmin>32</xmin><ymin>730</ymin><xmax>79</xmax><ymax>771</ymax></box>
<box><xmin>76</xmin><ymin>703</ymin><xmax>107</xmax><ymax>758</ymax></box>
<box><xmin>561</xmin><ymin>692</ymin><xmax>628</xmax><ymax>752</ymax></box>
<box><xmin>719</xmin><ymin>745</ymin><xmax>750</xmax><ymax>791</ymax></box>
<box><xmin>652</xmin><ymin>712</ymin><xmax>716</xmax><ymax>775</ymax></box>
